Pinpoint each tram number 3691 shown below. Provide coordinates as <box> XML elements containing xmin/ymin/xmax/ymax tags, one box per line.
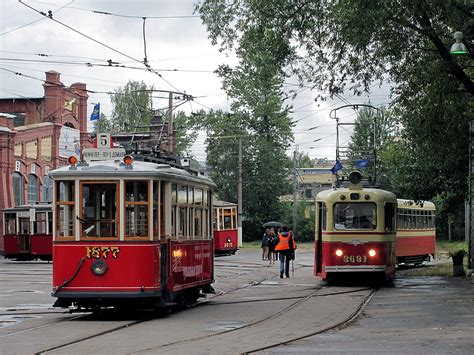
<box><xmin>86</xmin><ymin>246</ymin><xmax>120</xmax><ymax>259</ymax></box>
<box><xmin>343</xmin><ymin>255</ymin><xmax>368</xmax><ymax>263</ymax></box>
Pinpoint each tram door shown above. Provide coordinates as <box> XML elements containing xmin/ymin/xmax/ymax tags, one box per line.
<box><xmin>19</xmin><ymin>217</ymin><xmax>31</xmax><ymax>253</ymax></box>
<box><xmin>315</xmin><ymin>202</ymin><xmax>325</xmax><ymax>273</ymax></box>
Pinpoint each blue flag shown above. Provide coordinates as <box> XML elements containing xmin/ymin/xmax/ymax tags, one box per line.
<box><xmin>90</xmin><ymin>103</ymin><xmax>100</xmax><ymax>121</ymax></box>
<box><xmin>355</xmin><ymin>159</ymin><xmax>370</xmax><ymax>169</ymax></box>
<box><xmin>331</xmin><ymin>160</ymin><xmax>343</xmax><ymax>174</ymax></box>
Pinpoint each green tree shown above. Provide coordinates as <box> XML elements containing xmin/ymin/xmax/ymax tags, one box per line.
<box><xmin>92</xmin><ymin>113</ymin><xmax>112</xmax><ymax>133</ymax></box>
<box><xmin>196</xmin><ymin>0</ymin><xmax>473</xmax><ymax>96</ymax></box>
<box><xmin>174</xmin><ymin>111</ymin><xmax>199</xmax><ymax>156</ymax></box>
<box><xmin>110</xmin><ymin>81</ymin><xmax>153</xmax><ymax>132</ymax></box>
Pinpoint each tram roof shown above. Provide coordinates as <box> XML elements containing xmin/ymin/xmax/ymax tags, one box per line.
<box><xmin>3</xmin><ymin>203</ymin><xmax>52</xmax><ymax>213</ymax></box>
<box><xmin>315</xmin><ymin>187</ymin><xmax>397</xmax><ymax>203</ymax></box>
<box><xmin>49</xmin><ymin>160</ymin><xmax>216</xmax><ymax>188</ymax></box>
<box><xmin>213</xmin><ymin>199</ymin><xmax>237</xmax><ymax>208</ymax></box>
<box><xmin>397</xmin><ymin>199</ymin><xmax>435</xmax><ymax>210</ymax></box>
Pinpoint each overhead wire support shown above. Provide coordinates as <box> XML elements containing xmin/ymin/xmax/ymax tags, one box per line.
<box><xmin>18</xmin><ymin>0</ymin><xmax>185</xmax><ymax>95</ymax></box>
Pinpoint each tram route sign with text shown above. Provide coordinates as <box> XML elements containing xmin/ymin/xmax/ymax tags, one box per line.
<box><xmin>82</xmin><ymin>148</ymin><xmax>126</xmax><ymax>162</ymax></box>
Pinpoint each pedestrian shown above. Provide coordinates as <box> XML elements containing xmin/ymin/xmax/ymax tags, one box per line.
<box><xmin>261</xmin><ymin>229</ymin><xmax>270</xmax><ymax>260</ymax></box>
<box><xmin>274</xmin><ymin>225</ymin><xmax>297</xmax><ymax>278</ymax></box>
<box><xmin>274</xmin><ymin>226</ymin><xmax>282</xmax><ymax>261</ymax></box>
<box><xmin>268</xmin><ymin>228</ymin><xmax>276</xmax><ymax>264</ymax></box>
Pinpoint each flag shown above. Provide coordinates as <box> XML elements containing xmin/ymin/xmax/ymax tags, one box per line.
<box><xmin>90</xmin><ymin>103</ymin><xmax>100</xmax><ymax>121</ymax></box>
<box><xmin>330</xmin><ymin>160</ymin><xmax>343</xmax><ymax>174</ymax></box>
<box><xmin>355</xmin><ymin>159</ymin><xmax>370</xmax><ymax>169</ymax></box>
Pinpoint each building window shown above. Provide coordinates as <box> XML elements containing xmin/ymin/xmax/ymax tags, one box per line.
<box><xmin>27</xmin><ymin>174</ymin><xmax>39</xmax><ymax>204</ymax></box>
<box><xmin>14</xmin><ymin>143</ymin><xmax>22</xmax><ymax>157</ymax></box>
<box><xmin>41</xmin><ymin>136</ymin><xmax>52</xmax><ymax>161</ymax></box>
<box><xmin>42</xmin><ymin>175</ymin><xmax>53</xmax><ymax>202</ymax></box>
<box><xmin>13</xmin><ymin>172</ymin><xmax>23</xmax><ymax>206</ymax></box>
<box><xmin>26</xmin><ymin>140</ymin><xmax>38</xmax><ymax>159</ymax></box>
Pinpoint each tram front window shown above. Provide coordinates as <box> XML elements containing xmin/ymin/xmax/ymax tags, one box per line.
<box><xmin>81</xmin><ymin>183</ymin><xmax>118</xmax><ymax>238</ymax></box>
<box><xmin>334</xmin><ymin>203</ymin><xmax>376</xmax><ymax>230</ymax></box>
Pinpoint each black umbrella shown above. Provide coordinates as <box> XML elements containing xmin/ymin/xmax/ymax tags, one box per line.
<box><xmin>262</xmin><ymin>221</ymin><xmax>283</xmax><ymax>228</ymax></box>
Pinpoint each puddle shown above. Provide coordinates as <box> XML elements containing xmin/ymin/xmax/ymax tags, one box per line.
<box><xmin>206</xmin><ymin>320</ymin><xmax>245</xmax><ymax>331</ymax></box>
<box><xmin>0</xmin><ymin>304</ymin><xmax>53</xmax><ymax>312</ymax></box>
<box><xmin>0</xmin><ymin>314</ymin><xmax>40</xmax><ymax>329</ymax></box>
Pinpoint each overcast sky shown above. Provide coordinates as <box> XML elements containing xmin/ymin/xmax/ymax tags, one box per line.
<box><xmin>1</xmin><ymin>0</ymin><xmax>393</xmax><ymax>162</ymax></box>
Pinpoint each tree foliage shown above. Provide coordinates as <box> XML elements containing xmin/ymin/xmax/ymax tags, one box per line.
<box><xmin>196</xmin><ymin>0</ymin><xmax>473</xmax><ymax>96</ymax></box>
<box><xmin>110</xmin><ymin>81</ymin><xmax>153</xmax><ymax>132</ymax></box>
<box><xmin>92</xmin><ymin>113</ymin><xmax>112</xmax><ymax>133</ymax></box>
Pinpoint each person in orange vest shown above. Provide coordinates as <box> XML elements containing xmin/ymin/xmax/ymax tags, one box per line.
<box><xmin>274</xmin><ymin>225</ymin><xmax>297</xmax><ymax>278</ymax></box>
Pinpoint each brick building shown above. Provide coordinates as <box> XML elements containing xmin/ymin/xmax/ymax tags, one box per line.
<box><xmin>0</xmin><ymin>71</ymin><xmax>91</xmax><ymax>250</ymax></box>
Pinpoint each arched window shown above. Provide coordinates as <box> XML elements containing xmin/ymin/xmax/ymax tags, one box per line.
<box><xmin>27</xmin><ymin>174</ymin><xmax>39</xmax><ymax>204</ymax></box>
<box><xmin>42</xmin><ymin>175</ymin><xmax>53</xmax><ymax>202</ymax></box>
<box><xmin>13</xmin><ymin>172</ymin><xmax>23</xmax><ymax>206</ymax></box>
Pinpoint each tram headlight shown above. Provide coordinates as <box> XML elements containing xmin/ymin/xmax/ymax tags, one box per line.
<box><xmin>123</xmin><ymin>155</ymin><xmax>134</xmax><ymax>165</ymax></box>
<box><xmin>68</xmin><ymin>156</ymin><xmax>78</xmax><ymax>166</ymax></box>
<box><xmin>226</xmin><ymin>236</ymin><xmax>232</xmax><ymax>243</ymax></box>
<box><xmin>368</xmin><ymin>249</ymin><xmax>377</xmax><ymax>257</ymax></box>
<box><xmin>335</xmin><ymin>249</ymin><xmax>343</xmax><ymax>257</ymax></box>
<box><xmin>91</xmin><ymin>259</ymin><xmax>108</xmax><ymax>276</ymax></box>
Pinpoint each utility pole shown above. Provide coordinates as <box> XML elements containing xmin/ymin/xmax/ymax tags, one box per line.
<box><xmin>237</xmin><ymin>137</ymin><xmax>243</xmax><ymax>247</ymax></box>
<box><xmin>469</xmin><ymin>120</ymin><xmax>473</xmax><ymax>270</ymax></box>
<box><xmin>168</xmin><ymin>92</ymin><xmax>173</xmax><ymax>153</ymax></box>
<box><xmin>293</xmin><ymin>148</ymin><xmax>298</xmax><ymax>238</ymax></box>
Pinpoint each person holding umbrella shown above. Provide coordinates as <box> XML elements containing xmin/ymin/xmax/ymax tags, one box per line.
<box><xmin>274</xmin><ymin>225</ymin><xmax>297</xmax><ymax>278</ymax></box>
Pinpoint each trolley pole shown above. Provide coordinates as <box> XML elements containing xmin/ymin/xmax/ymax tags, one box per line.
<box><xmin>237</xmin><ymin>137</ymin><xmax>243</xmax><ymax>247</ymax></box>
<box><xmin>293</xmin><ymin>149</ymin><xmax>298</xmax><ymax>237</ymax></box>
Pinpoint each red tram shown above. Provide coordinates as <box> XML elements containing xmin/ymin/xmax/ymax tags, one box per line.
<box><xmin>50</xmin><ymin>156</ymin><xmax>215</xmax><ymax>310</ymax></box>
<box><xmin>396</xmin><ymin>199</ymin><xmax>436</xmax><ymax>265</ymax></box>
<box><xmin>213</xmin><ymin>200</ymin><xmax>238</xmax><ymax>255</ymax></box>
<box><xmin>3</xmin><ymin>203</ymin><xmax>53</xmax><ymax>261</ymax></box>
<box><xmin>314</xmin><ymin>172</ymin><xmax>397</xmax><ymax>282</ymax></box>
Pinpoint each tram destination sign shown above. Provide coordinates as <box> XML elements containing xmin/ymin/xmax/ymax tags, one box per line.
<box><xmin>82</xmin><ymin>148</ymin><xmax>126</xmax><ymax>162</ymax></box>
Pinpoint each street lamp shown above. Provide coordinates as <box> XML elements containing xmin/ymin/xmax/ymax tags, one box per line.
<box><xmin>450</xmin><ymin>31</ymin><xmax>468</xmax><ymax>55</ymax></box>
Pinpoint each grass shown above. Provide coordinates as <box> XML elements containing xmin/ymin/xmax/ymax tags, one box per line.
<box><xmin>242</xmin><ymin>240</ymin><xmax>470</xmax><ymax>277</ymax></box>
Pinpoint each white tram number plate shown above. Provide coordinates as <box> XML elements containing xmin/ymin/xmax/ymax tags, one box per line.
<box><xmin>343</xmin><ymin>255</ymin><xmax>368</xmax><ymax>263</ymax></box>
<box><xmin>224</xmin><ymin>242</ymin><xmax>233</xmax><ymax>248</ymax></box>
<box><xmin>86</xmin><ymin>246</ymin><xmax>120</xmax><ymax>259</ymax></box>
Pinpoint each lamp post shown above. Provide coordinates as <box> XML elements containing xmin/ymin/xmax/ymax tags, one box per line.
<box><xmin>449</xmin><ymin>30</ymin><xmax>473</xmax><ymax>271</ymax></box>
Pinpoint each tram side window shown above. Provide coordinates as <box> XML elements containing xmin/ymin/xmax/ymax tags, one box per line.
<box><xmin>5</xmin><ymin>213</ymin><xmax>16</xmax><ymax>234</ymax></box>
<box><xmin>125</xmin><ymin>181</ymin><xmax>149</xmax><ymax>238</ymax></box>
<box><xmin>384</xmin><ymin>203</ymin><xmax>396</xmax><ymax>232</ymax></box>
<box><xmin>56</xmin><ymin>181</ymin><xmax>75</xmax><ymax>238</ymax></box>
<box><xmin>194</xmin><ymin>188</ymin><xmax>203</xmax><ymax>237</ymax></box>
<box><xmin>178</xmin><ymin>185</ymin><xmax>188</xmax><ymax>237</ymax></box>
<box><xmin>320</xmin><ymin>203</ymin><xmax>327</xmax><ymax>231</ymax></box>
<box><xmin>171</xmin><ymin>183</ymin><xmax>177</xmax><ymax>237</ymax></box>
<box><xmin>35</xmin><ymin>212</ymin><xmax>47</xmax><ymax>234</ymax></box>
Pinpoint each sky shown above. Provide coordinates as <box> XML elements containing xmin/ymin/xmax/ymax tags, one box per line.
<box><xmin>0</xmin><ymin>0</ymin><xmax>394</xmax><ymax>162</ymax></box>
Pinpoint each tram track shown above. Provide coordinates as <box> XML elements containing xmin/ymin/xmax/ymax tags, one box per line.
<box><xmin>129</xmin><ymin>286</ymin><xmax>375</xmax><ymax>354</ymax></box>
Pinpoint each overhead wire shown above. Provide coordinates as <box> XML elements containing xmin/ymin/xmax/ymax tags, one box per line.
<box><xmin>0</xmin><ymin>0</ymin><xmax>73</xmax><ymax>36</ymax></box>
<box><xmin>18</xmin><ymin>1</ymin><xmax>185</xmax><ymax>94</ymax></box>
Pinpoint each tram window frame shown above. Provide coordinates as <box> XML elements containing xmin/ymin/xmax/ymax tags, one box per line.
<box><xmin>320</xmin><ymin>203</ymin><xmax>327</xmax><ymax>231</ymax></box>
<box><xmin>384</xmin><ymin>202</ymin><xmax>396</xmax><ymax>232</ymax></box>
<box><xmin>333</xmin><ymin>202</ymin><xmax>377</xmax><ymax>231</ymax></box>
<box><xmin>80</xmin><ymin>181</ymin><xmax>119</xmax><ymax>240</ymax></box>
<box><xmin>35</xmin><ymin>212</ymin><xmax>47</xmax><ymax>234</ymax></box>
<box><xmin>177</xmin><ymin>185</ymin><xmax>188</xmax><ymax>238</ymax></box>
<box><xmin>4</xmin><ymin>213</ymin><xmax>17</xmax><ymax>234</ymax></box>
<box><xmin>124</xmin><ymin>180</ymin><xmax>150</xmax><ymax>239</ymax></box>
<box><xmin>55</xmin><ymin>180</ymin><xmax>75</xmax><ymax>240</ymax></box>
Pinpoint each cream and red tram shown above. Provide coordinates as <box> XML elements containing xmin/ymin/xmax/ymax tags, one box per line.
<box><xmin>314</xmin><ymin>172</ymin><xmax>397</xmax><ymax>282</ymax></box>
<box><xmin>213</xmin><ymin>200</ymin><xmax>238</xmax><ymax>255</ymax></box>
<box><xmin>50</xmin><ymin>157</ymin><xmax>215</xmax><ymax>310</ymax></box>
<box><xmin>396</xmin><ymin>199</ymin><xmax>436</xmax><ymax>265</ymax></box>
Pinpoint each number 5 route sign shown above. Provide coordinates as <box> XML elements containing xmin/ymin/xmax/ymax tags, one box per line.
<box><xmin>95</xmin><ymin>133</ymin><xmax>113</xmax><ymax>148</ymax></box>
